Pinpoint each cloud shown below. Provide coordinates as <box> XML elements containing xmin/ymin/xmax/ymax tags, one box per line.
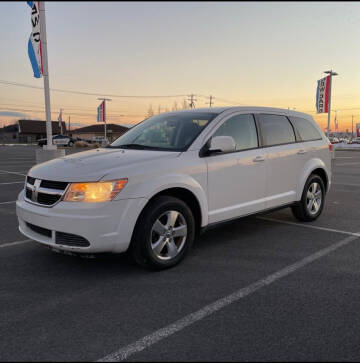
<box><xmin>0</xmin><ymin>111</ymin><xmax>28</xmax><ymax>118</ymax></box>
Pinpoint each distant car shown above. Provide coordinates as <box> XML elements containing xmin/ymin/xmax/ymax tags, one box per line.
<box><xmin>92</xmin><ymin>136</ymin><xmax>107</xmax><ymax>143</ymax></box>
<box><xmin>349</xmin><ymin>137</ymin><xmax>360</xmax><ymax>144</ymax></box>
<box><xmin>329</xmin><ymin>137</ymin><xmax>339</xmax><ymax>144</ymax></box>
<box><xmin>38</xmin><ymin>134</ymin><xmax>76</xmax><ymax>147</ymax></box>
<box><xmin>75</xmin><ymin>137</ymin><xmax>92</xmax><ymax>143</ymax></box>
<box><xmin>92</xmin><ymin>136</ymin><xmax>109</xmax><ymax>145</ymax></box>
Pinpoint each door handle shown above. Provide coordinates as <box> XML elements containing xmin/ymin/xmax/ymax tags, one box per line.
<box><xmin>297</xmin><ymin>149</ymin><xmax>307</xmax><ymax>155</ymax></box>
<box><xmin>253</xmin><ymin>155</ymin><xmax>265</xmax><ymax>162</ymax></box>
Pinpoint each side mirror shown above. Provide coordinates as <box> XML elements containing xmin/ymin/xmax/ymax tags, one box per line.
<box><xmin>208</xmin><ymin>136</ymin><xmax>236</xmax><ymax>154</ymax></box>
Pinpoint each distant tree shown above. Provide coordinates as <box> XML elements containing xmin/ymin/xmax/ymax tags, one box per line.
<box><xmin>158</xmin><ymin>105</ymin><xmax>161</xmax><ymax>114</ymax></box>
<box><xmin>172</xmin><ymin>101</ymin><xmax>178</xmax><ymax>111</ymax></box>
<box><xmin>146</xmin><ymin>104</ymin><xmax>154</xmax><ymax>118</ymax></box>
<box><xmin>165</xmin><ymin>107</ymin><xmax>169</xmax><ymax>113</ymax></box>
<box><xmin>182</xmin><ymin>99</ymin><xmax>188</xmax><ymax>109</ymax></box>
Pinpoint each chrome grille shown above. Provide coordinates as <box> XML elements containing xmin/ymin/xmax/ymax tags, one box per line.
<box><xmin>25</xmin><ymin>177</ymin><xmax>68</xmax><ymax>207</ymax></box>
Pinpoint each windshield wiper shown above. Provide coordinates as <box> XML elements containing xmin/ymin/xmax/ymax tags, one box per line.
<box><xmin>109</xmin><ymin>143</ymin><xmax>165</xmax><ymax>150</ymax></box>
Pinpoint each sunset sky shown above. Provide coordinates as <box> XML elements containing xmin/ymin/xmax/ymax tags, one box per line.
<box><xmin>1</xmin><ymin>1</ymin><xmax>360</xmax><ymax>131</ymax></box>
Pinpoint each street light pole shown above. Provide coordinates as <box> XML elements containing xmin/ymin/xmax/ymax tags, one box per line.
<box><xmin>324</xmin><ymin>70</ymin><xmax>338</xmax><ymax>137</ymax></box>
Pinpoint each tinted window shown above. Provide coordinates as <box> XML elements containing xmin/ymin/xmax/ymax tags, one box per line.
<box><xmin>213</xmin><ymin>114</ymin><xmax>258</xmax><ymax>151</ymax></box>
<box><xmin>110</xmin><ymin>112</ymin><xmax>218</xmax><ymax>151</ymax></box>
<box><xmin>259</xmin><ymin>114</ymin><xmax>296</xmax><ymax>146</ymax></box>
<box><xmin>290</xmin><ymin>116</ymin><xmax>322</xmax><ymax>141</ymax></box>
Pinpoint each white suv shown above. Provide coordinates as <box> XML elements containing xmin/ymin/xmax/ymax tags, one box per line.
<box><xmin>17</xmin><ymin>107</ymin><xmax>332</xmax><ymax>269</ymax></box>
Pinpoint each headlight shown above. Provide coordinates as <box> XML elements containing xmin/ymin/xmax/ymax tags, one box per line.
<box><xmin>63</xmin><ymin>179</ymin><xmax>128</xmax><ymax>203</ymax></box>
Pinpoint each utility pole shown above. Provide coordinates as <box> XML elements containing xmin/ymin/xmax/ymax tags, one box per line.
<box><xmin>59</xmin><ymin>108</ymin><xmax>63</xmax><ymax>135</ymax></box>
<box><xmin>187</xmin><ymin>94</ymin><xmax>197</xmax><ymax>108</ymax></box>
<box><xmin>334</xmin><ymin>110</ymin><xmax>338</xmax><ymax>134</ymax></box>
<box><xmin>324</xmin><ymin>70</ymin><xmax>338</xmax><ymax>137</ymax></box>
<box><xmin>39</xmin><ymin>1</ymin><xmax>54</xmax><ymax>150</ymax></box>
<box><xmin>206</xmin><ymin>95</ymin><xmax>214</xmax><ymax>107</ymax></box>
<box><xmin>97</xmin><ymin>98</ymin><xmax>112</xmax><ymax>142</ymax></box>
<box><xmin>68</xmin><ymin>115</ymin><xmax>71</xmax><ymax>135</ymax></box>
<box><xmin>352</xmin><ymin>115</ymin><xmax>354</xmax><ymax>140</ymax></box>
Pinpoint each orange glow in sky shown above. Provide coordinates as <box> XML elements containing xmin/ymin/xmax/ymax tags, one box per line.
<box><xmin>1</xmin><ymin>2</ymin><xmax>360</xmax><ymax>132</ymax></box>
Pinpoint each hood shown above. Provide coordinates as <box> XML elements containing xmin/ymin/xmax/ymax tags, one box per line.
<box><xmin>28</xmin><ymin>148</ymin><xmax>181</xmax><ymax>182</ymax></box>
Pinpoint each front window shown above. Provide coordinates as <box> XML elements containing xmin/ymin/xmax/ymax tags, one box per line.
<box><xmin>110</xmin><ymin>111</ymin><xmax>218</xmax><ymax>151</ymax></box>
<box><xmin>213</xmin><ymin>114</ymin><xmax>258</xmax><ymax>151</ymax></box>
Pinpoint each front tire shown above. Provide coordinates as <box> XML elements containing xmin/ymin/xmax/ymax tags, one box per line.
<box><xmin>130</xmin><ymin>196</ymin><xmax>195</xmax><ymax>270</ymax></box>
<box><xmin>292</xmin><ymin>174</ymin><xmax>325</xmax><ymax>222</ymax></box>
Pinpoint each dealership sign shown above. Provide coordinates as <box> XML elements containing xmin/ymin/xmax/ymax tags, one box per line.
<box><xmin>27</xmin><ymin>1</ymin><xmax>43</xmax><ymax>78</ymax></box>
<box><xmin>97</xmin><ymin>101</ymin><xmax>106</xmax><ymax>123</ymax></box>
<box><xmin>316</xmin><ymin>76</ymin><xmax>330</xmax><ymax>113</ymax></box>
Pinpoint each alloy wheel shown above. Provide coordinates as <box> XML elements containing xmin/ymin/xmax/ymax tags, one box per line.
<box><xmin>306</xmin><ymin>182</ymin><xmax>322</xmax><ymax>215</ymax></box>
<box><xmin>150</xmin><ymin>210</ymin><xmax>187</xmax><ymax>261</ymax></box>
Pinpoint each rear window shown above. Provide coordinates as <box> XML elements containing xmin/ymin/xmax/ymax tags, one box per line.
<box><xmin>259</xmin><ymin>114</ymin><xmax>296</xmax><ymax>146</ymax></box>
<box><xmin>289</xmin><ymin>116</ymin><xmax>322</xmax><ymax>141</ymax></box>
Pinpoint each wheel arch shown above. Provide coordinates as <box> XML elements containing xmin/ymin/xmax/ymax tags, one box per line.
<box><xmin>297</xmin><ymin>159</ymin><xmax>330</xmax><ymax>200</ymax></box>
<box><xmin>311</xmin><ymin>167</ymin><xmax>329</xmax><ymax>192</ymax></box>
<box><xmin>132</xmin><ymin>184</ymin><xmax>207</xmax><ymax>242</ymax></box>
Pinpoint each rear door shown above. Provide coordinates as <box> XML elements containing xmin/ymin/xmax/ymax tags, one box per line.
<box><xmin>257</xmin><ymin>113</ymin><xmax>305</xmax><ymax>209</ymax></box>
<box><xmin>288</xmin><ymin>115</ymin><xmax>325</xmax><ymax>162</ymax></box>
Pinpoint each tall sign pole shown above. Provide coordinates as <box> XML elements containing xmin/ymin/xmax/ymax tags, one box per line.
<box><xmin>39</xmin><ymin>1</ymin><xmax>55</xmax><ymax>149</ymax></box>
<box><xmin>324</xmin><ymin>70</ymin><xmax>338</xmax><ymax>137</ymax></box>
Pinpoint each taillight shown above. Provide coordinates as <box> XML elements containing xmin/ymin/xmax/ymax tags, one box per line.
<box><xmin>328</xmin><ymin>143</ymin><xmax>333</xmax><ymax>152</ymax></box>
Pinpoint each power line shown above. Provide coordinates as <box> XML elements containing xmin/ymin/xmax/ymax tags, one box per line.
<box><xmin>0</xmin><ymin>102</ymin><xmax>137</xmax><ymax>114</ymax></box>
<box><xmin>210</xmin><ymin>96</ymin><xmax>244</xmax><ymax>106</ymax></box>
<box><xmin>0</xmin><ymin>106</ymin><xmax>144</xmax><ymax>118</ymax></box>
<box><xmin>0</xmin><ymin>80</ymin><xmax>188</xmax><ymax>99</ymax></box>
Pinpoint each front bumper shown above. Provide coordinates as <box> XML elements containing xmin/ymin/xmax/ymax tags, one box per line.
<box><xmin>16</xmin><ymin>190</ymin><xmax>147</xmax><ymax>254</ymax></box>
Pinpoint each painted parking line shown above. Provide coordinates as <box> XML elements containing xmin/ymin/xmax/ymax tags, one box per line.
<box><xmin>332</xmin><ymin>182</ymin><xmax>360</xmax><ymax>188</ymax></box>
<box><xmin>0</xmin><ymin>170</ymin><xmax>27</xmax><ymax>176</ymax></box>
<box><xmin>0</xmin><ymin>201</ymin><xmax>16</xmax><ymax>205</ymax></box>
<box><xmin>98</xmin><ymin>232</ymin><xmax>360</xmax><ymax>362</ymax></box>
<box><xmin>0</xmin><ymin>181</ymin><xmax>24</xmax><ymax>185</ymax></box>
<box><xmin>257</xmin><ymin>216</ymin><xmax>360</xmax><ymax>237</ymax></box>
<box><xmin>0</xmin><ymin>239</ymin><xmax>32</xmax><ymax>249</ymax></box>
<box><xmin>2</xmin><ymin>158</ymin><xmax>34</xmax><ymax>160</ymax></box>
<box><xmin>336</xmin><ymin>162</ymin><xmax>360</xmax><ymax>166</ymax></box>
<box><xmin>335</xmin><ymin>157</ymin><xmax>357</xmax><ymax>159</ymax></box>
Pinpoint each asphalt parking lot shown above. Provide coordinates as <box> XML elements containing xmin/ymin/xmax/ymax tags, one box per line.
<box><xmin>1</xmin><ymin>145</ymin><xmax>360</xmax><ymax>361</ymax></box>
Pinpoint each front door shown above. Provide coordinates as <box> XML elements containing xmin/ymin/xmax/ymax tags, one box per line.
<box><xmin>205</xmin><ymin>113</ymin><xmax>267</xmax><ymax>224</ymax></box>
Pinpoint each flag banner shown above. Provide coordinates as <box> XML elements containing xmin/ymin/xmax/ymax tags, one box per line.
<box><xmin>316</xmin><ymin>75</ymin><xmax>330</xmax><ymax>113</ymax></box>
<box><xmin>97</xmin><ymin>101</ymin><xmax>105</xmax><ymax>123</ymax></box>
<box><xmin>27</xmin><ymin>1</ymin><xmax>42</xmax><ymax>78</ymax></box>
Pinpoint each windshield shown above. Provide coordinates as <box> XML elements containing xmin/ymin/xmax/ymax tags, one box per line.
<box><xmin>110</xmin><ymin>111</ymin><xmax>218</xmax><ymax>151</ymax></box>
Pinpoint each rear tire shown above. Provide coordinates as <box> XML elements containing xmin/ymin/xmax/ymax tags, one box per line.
<box><xmin>292</xmin><ymin>174</ymin><xmax>325</xmax><ymax>222</ymax></box>
<box><xmin>130</xmin><ymin>195</ymin><xmax>195</xmax><ymax>270</ymax></box>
